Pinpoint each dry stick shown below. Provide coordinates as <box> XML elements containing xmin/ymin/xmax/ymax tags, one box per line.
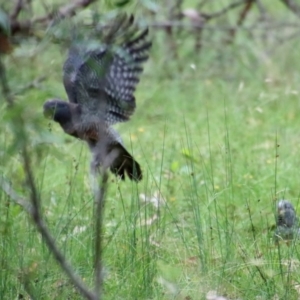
<box><xmin>94</xmin><ymin>171</ymin><xmax>108</xmax><ymax>298</ymax></box>
<box><xmin>21</xmin><ymin>145</ymin><xmax>98</xmax><ymax>300</ymax></box>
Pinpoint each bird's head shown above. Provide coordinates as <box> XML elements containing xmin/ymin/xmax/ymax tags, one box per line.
<box><xmin>43</xmin><ymin>99</ymin><xmax>72</xmax><ymax>124</ymax></box>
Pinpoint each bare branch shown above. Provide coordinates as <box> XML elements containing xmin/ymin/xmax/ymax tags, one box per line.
<box><xmin>94</xmin><ymin>171</ymin><xmax>108</xmax><ymax>298</ymax></box>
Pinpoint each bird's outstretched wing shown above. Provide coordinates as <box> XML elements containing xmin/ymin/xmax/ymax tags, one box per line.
<box><xmin>62</xmin><ymin>14</ymin><xmax>151</xmax><ymax>125</ymax></box>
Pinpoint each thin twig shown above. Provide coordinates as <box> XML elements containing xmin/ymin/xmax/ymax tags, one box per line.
<box><xmin>94</xmin><ymin>171</ymin><xmax>108</xmax><ymax>298</ymax></box>
<box><xmin>21</xmin><ymin>145</ymin><xmax>98</xmax><ymax>300</ymax></box>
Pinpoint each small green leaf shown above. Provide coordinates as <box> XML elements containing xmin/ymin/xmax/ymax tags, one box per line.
<box><xmin>181</xmin><ymin>148</ymin><xmax>198</xmax><ymax>163</ymax></box>
<box><xmin>170</xmin><ymin>161</ymin><xmax>179</xmax><ymax>172</ymax></box>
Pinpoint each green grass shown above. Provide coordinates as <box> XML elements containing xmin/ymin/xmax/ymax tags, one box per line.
<box><xmin>2</xmin><ymin>3</ymin><xmax>300</xmax><ymax>299</ymax></box>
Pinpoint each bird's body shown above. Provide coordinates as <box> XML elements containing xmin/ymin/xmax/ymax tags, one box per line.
<box><xmin>43</xmin><ymin>15</ymin><xmax>151</xmax><ymax>180</ymax></box>
<box><xmin>274</xmin><ymin>200</ymin><xmax>300</xmax><ymax>244</ymax></box>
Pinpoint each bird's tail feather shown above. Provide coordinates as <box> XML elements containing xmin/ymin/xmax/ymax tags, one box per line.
<box><xmin>108</xmin><ymin>143</ymin><xmax>142</xmax><ymax>181</ymax></box>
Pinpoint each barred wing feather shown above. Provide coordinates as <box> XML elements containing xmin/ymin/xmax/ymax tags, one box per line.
<box><xmin>62</xmin><ymin>15</ymin><xmax>151</xmax><ymax>125</ymax></box>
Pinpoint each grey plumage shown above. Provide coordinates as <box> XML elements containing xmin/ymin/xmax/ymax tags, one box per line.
<box><xmin>43</xmin><ymin>14</ymin><xmax>151</xmax><ymax>180</ymax></box>
<box><xmin>274</xmin><ymin>200</ymin><xmax>300</xmax><ymax>243</ymax></box>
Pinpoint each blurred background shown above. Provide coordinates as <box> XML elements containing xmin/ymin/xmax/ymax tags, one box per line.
<box><xmin>1</xmin><ymin>1</ymin><xmax>300</xmax><ymax>299</ymax></box>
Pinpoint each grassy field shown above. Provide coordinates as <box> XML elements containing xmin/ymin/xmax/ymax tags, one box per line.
<box><xmin>2</xmin><ymin>1</ymin><xmax>300</xmax><ymax>299</ymax></box>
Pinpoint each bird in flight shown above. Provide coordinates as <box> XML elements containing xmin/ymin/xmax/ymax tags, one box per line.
<box><xmin>43</xmin><ymin>14</ymin><xmax>151</xmax><ymax>181</ymax></box>
<box><xmin>274</xmin><ymin>199</ymin><xmax>300</xmax><ymax>244</ymax></box>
